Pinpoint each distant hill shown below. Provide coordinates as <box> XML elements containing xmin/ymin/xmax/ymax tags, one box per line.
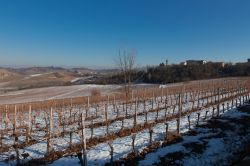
<box><xmin>9</xmin><ymin>66</ymin><xmax>70</xmax><ymax>75</ymax></box>
<box><xmin>0</xmin><ymin>68</ymin><xmax>21</xmax><ymax>81</ymax></box>
<box><xmin>0</xmin><ymin>66</ymin><xmax>119</xmax><ymax>92</ymax></box>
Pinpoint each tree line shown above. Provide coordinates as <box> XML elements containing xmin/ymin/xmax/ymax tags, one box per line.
<box><xmin>103</xmin><ymin>60</ymin><xmax>250</xmax><ymax>84</ymax></box>
<box><xmin>90</xmin><ymin>51</ymin><xmax>250</xmax><ymax>85</ymax></box>
<box><xmin>143</xmin><ymin>62</ymin><xmax>250</xmax><ymax>83</ymax></box>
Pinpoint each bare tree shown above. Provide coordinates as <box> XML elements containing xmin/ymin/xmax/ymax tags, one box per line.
<box><xmin>115</xmin><ymin>49</ymin><xmax>136</xmax><ymax>99</ymax></box>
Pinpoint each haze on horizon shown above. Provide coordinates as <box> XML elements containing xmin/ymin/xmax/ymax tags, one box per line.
<box><xmin>0</xmin><ymin>0</ymin><xmax>250</xmax><ymax>68</ymax></box>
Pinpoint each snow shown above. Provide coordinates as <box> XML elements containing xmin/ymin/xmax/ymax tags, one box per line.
<box><xmin>0</xmin><ymin>91</ymin><xmax>249</xmax><ymax>165</ymax></box>
<box><xmin>49</xmin><ymin>98</ymin><xmax>245</xmax><ymax>165</ymax></box>
<box><xmin>30</xmin><ymin>72</ymin><xmax>53</xmax><ymax>77</ymax></box>
<box><xmin>139</xmin><ymin>145</ymin><xmax>186</xmax><ymax>166</ymax></box>
<box><xmin>48</xmin><ymin>157</ymin><xmax>80</xmax><ymax>166</ymax></box>
<box><xmin>70</xmin><ymin>76</ymin><xmax>94</xmax><ymax>83</ymax></box>
<box><xmin>139</xmin><ymin>108</ymin><xmax>250</xmax><ymax>166</ymax></box>
<box><xmin>221</xmin><ymin>109</ymin><xmax>249</xmax><ymax>118</ymax></box>
<box><xmin>0</xmin><ymin>84</ymin><xmax>123</xmax><ymax>104</ymax></box>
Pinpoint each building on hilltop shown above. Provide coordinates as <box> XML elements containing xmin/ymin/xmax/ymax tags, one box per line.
<box><xmin>206</xmin><ymin>61</ymin><xmax>225</xmax><ymax>68</ymax></box>
<box><xmin>180</xmin><ymin>60</ymin><xmax>207</xmax><ymax>66</ymax></box>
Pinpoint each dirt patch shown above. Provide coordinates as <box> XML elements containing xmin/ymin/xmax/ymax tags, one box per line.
<box><xmin>158</xmin><ymin>151</ymin><xmax>185</xmax><ymax>165</ymax></box>
<box><xmin>201</xmin><ymin>118</ymin><xmax>234</xmax><ymax>131</ymax></box>
<box><xmin>183</xmin><ymin>141</ymin><xmax>207</xmax><ymax>154</ymax></box>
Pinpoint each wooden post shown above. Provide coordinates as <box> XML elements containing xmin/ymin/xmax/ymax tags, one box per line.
<box><xmin>81</xmin><ymin>113</ymin><xmax>87</xmax><ymax>166</ymax></box>
<box><xmin>151</xmin><ymin>98</ymin><xmax>154</xmax><ymax>109</ymax></box>
<box><xmin>28</xmin><ymin>105</ymin><xmax>32</xmax><ymax>137</ymax></box>
<box><xmin>145</xmin><ymin>111</ymin><xmax>148</xmax><ymax>124</ymax></box>
<box><xmin>161</xmin><ymin>87</ymin><xmax>163</xmax><ymax>103</ymax></box>
<box><xmin>62</xmin><ymin>117</ymin><xmax>65</xmax><ymax>137</ymax></box>
<box><xmin>13</xmin><ymin>105</ymin><xmax>17</xmax><ymax>134</ymax></box>
<box><xmin>218</xmin><ymin>88</ymin><xmax>220</xmax><ymax>104</ymax></box>
<box><xmin>231</xmin><ymin>99</ymin><xmax>234</xmax><ymax>109</ymax></box>
<box><xmin>205</xmin><ymin>110</ymin><xmax>208</xmax><ymax>120</ymax></box>
<box><xmin>85</xmin><ymin>107</ymin><xmax>88</xmax><ymax>118</ymax></box>
<box><xmin>143</xmin><ymin>100</ymin><xmax>146</xmax><ymax>113</ymax></box>
<box><xmin>25</xmin><ymin>126</ymin><xmax>29</xmax><ymax>143</ymax></box>
<box><xmin>155</xmin><ymin>103</ymin><xmax>159</xmax><ymax>122</ymax></box>
<box><xmin>172</xmin><ymin>105</ymin><xmax>176</xmax><ymax>115</ymax></box>
<box><xmin>0</xmin><ymin>130</ymin><xmax>2</xmax><ymax>147</ymax></box>
<box><xmin>14</xmin><ymin>143</ymin><xmax>20</xmax><ymax>165</ymax></box>
<box><xmin>69</xmin><ymin>130</ymin><xmax>72</xmax><ymax>148</ymax></box>
<box><xmin>47</xmin><ymin>128</ymin><xmax>51</xmax><ymax>154</ymax></box>
<box><xmin>131</xmin><ymin>133</ymin><xmax>136</xmax><ymax>153</ymax></box>
<box><xmin>122</xmin><ymin>102</ymin><xmax>125</xmax><ymax>115</ymax></box>
<box><xmin>177</xmin><ymin>93</ymin><xmax>182</xmax><ymax>135</ymax></box>
<box><xmin>165</xmin><ymin>106</ymin><xmax>168</xmax><ymax>118</ymax></box>
<box><xmin>149</xmin><ymin>128</ymin><xmax>153</xmax><ymax>145</ymax></box>
<box><xmin>91</xmin><ymin>119</ymin><xmax>94</xmax><ymax>139</ymax></box>
<box><xmin>107</xmin><ymin>95</ymin><xmax>109</xmax><ymax>105</ymax></box>
<box><xmin>197</xmin><ymin>94</ymin><xmax>200</xmax><ymax>108</ymax></box>
<box><xmin>116</xmin><ymin>105</ymin><xmax>119</xmax><ymax>118</ymax></box>
<box><xmin>50</xmin><ymin>107</ymin><xmax>53</xmax><ymax>135</ymax></box>
<box><xmin>166</xmin><ymin>88</ymin><xmax>169</xmax><ymax>104</ymax></box>
<box><xmin>105</xmin><ymin>104</ymin><xmax>109</xmax><ymax>134</ymax></box>
<box><xmin>125</xmin><ymin>102</ymin><xmax>128</xmax><ymax>117</ymax></box>
<box><xmin>47</xmin><ymin>107</ymin><xmax>53</xmax><ymax>154</ymax></box>
<box><xmin>197</xmin><ymin>113</ymin><xmax>200</xmax><ymax>125</ymax></box>
<box><xmin>217</xmin><ymin>104</ymin><xmax>220</xmax><ymax>117</ymax></box>
<box><xmin>121</xmin><ymin>119</ymin><xmax>124</xmax><ymax>130</ymax></box>
<box><xmin>132</xmin><ymin>90</ymin><xmax>134</xmax><ymax>101</ymax></box>
<box><xmin>87</xmin><ymin>96</ymin><xmax>90</xmax><ymax>108</ymax></box>
<box><xmin>134</xmin><ymin>100</ymin><xmax>137</xmax><ymax>127</ymax></box>
<box><xmin>165</xmin><ymin>123</ymin><xmax>168</xmax><ymax>141</ymax></box>
<box><xmin>176</xmin><ymin>119</ymin><xmax>180</xmax><ymax>135</ymax></box>
<box><xmin>222</xmin><ymin>103</ymin><xmax>225</xmax><ymax>113</ymax></box>
<box><xmin>185</xmin><ymin>91</ymin><xmax>188</xmax><ymax>103</ymax></box>
<box><xmin>5</xmin><ymin>105</ymin><xmax>8</xmax><ymax>129</ymax></box>
<box><xmin>188</xmin><ymin>115</ymin><xmax>191</xmax><ymax>130</ymax></box>
<box><xmin>108</xmin><ymin>142</ymin><xmax>114</xmax><ymax>166</ymax></box>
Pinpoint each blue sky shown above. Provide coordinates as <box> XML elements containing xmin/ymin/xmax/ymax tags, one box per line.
<box><xmin>0</xmin><ymin>0</ymin><xmax>250</xmax><ymax>68</ymax></box>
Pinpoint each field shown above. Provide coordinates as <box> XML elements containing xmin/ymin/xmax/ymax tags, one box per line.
<box><xmin>0</xmin><ymin>67</ymin><xmax>109</xmax><ymax>94</ymax></box>
<box><xmin>0</xmin><ymin>84</ymin><xmax>123</xmax><ymax>105</ymax></box>
<box><xmin>0</xmin><ymin>77</ymin><xmax>250</xmax><ymax>165</ymax></box>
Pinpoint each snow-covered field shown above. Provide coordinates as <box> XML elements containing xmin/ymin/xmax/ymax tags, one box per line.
<box><xmin>0</xmin><ymin>84</ymin><xmax>123</xmax><ymax>104</ymax></box>
<box><xmin>0</xmin><ymin>83</ymin><xmax>160</xmax><ymax>105</ymax></box>
<box><xmin>0</xmin><ymin>86</ymin><xmax>248</xmax><ymax>166</ymax></box>
<box><xmin>139</xmin><ymin>107</ymin><xmax>250</xmax><ymax>165</ymax></box>
<box><xmin>49</xmin><ymin>98</ymin><xmax>249</xmax><ymax>166</ymax></box>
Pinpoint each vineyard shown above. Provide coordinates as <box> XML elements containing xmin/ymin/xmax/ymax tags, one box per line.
<box><xmin>0</xmin><ymin>78</ymin><xmax>250</xmax><ymax>165</ymax></box>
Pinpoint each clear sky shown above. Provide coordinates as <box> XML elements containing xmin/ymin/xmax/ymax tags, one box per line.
<box><xmin>0</xmin><ymin>0</ymin><xmax>250</xmax><ymax>68</ymax></box>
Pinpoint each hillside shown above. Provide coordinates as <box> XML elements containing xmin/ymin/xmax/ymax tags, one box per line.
<box><xmin>0</xmin><ymin>66</ymin><xmax>122</xmax><ymax>94</ymax></box>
